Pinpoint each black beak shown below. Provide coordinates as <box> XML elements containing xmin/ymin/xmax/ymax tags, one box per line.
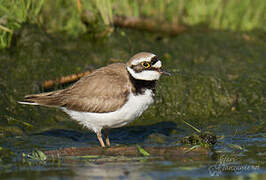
<box><xmin>159</xmin><ymin>68</ymin><xmax>171</xmax><ymax>76</ymax></box>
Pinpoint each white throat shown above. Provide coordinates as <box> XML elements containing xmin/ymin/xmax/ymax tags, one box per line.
<box><xmin>127</xmin><ymin>67</ymin><xmax>161</xmax><ymax>81</ymax></box>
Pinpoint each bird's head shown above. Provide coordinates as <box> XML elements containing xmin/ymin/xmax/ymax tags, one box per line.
<box><xmin>126</xmin><ymin>52</ymin><xmax>171</xmax><ymax>81</ymax></box>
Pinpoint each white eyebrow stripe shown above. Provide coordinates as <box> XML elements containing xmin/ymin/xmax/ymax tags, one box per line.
<box><xmin>131</xmin><ymin>57</ymin><xmax>147</xmax><ymax>66</ymax></box>
<box><xmin>152</xmin><ymin>60</ymin><xmax>162</xmax><ymax>68</ymax></box>
<box><xmin>131</xmin><ymin>54</ymin><xmax>156</xmax><ymax>66</ymax></box>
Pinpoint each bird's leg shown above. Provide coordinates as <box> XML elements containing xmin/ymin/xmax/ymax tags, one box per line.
<box><xmin>97</xmin><ymin>131</ymin><xmax>105</xmax><ymax>147</ymax></box>
<box><xmin>104</xmin><ymin>129</ymin><xmax>111</xmax><ymax>147</ymax></box>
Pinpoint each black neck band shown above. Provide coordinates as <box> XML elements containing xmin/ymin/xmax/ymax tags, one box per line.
<box><xmin>128</xmin><ymin>71</ymin><xmax>157</xmax><ymax>95</ymax></box>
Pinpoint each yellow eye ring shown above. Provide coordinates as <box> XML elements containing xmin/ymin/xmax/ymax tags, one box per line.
<box><xmin>141</xmin><ymin>62</ymin><xmax>150</xmax><ymax>68</ymax></box>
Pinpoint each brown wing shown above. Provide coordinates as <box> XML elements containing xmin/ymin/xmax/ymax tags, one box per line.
<box><xmin>21</xmin><ymin>63</ymin><xmax>131</xmax><ymax>113</ymax></box>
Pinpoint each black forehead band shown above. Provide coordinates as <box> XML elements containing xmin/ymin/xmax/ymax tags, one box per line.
<box><xmin>151</xmin><ymin>56</ymin><xmax>159</xmax><ymax>65</ymax></box>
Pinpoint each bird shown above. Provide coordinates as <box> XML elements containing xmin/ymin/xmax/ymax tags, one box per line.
<box><xmin>18</xmin><ymin>52</ymin><xmax>171</xmax><ymax>147</ymax></box>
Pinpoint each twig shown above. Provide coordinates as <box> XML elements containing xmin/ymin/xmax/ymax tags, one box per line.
<box><xmin>44</xmin><ymin>146</ymin><xmax>209</xmax><ymax>159</ymax></box>
<box><xmin>41</xmin><ymin>71</ymin><xmax>91</xmax><ymax>89</ymax></box>
<box><xmin>113</xmin><ymin>16</ymin><xmax>187</xmax><ymax>35</ymax></box>
<box><xmin>81</xmin><ymin>12</ymin><xmax>188</xmax><ymax>36</ymax></box>
<box><xmin>0</xmin><ymin>24</ymin><xmax>13</xmax><ymax>33</ymax></box>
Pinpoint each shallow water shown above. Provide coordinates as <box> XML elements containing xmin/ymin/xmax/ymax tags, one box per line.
<box><xmin>0</xmin><ymin>24</ymin><xmax>265</xmax><ymax>179</ymax></box>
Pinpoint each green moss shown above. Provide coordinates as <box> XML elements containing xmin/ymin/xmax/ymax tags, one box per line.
<box><xmin>0</xmin><ymin>147</ymin><xmax>15</xmax><ymax>163</ymax></box>
<box><xmin>181</xmin><ymin>132</ymin><xmax>217</xmax><ymax>147</ymax></box>
<box><xmin>0</xmin><ymin>24</ymin><xmax>265</xmax><ymax>145</ymax></box>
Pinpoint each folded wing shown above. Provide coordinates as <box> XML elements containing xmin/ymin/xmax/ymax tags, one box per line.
<box><xmin>19</xmin><ymin>63</ymin><xmax>130</xmax><ymax>113</ymax></box>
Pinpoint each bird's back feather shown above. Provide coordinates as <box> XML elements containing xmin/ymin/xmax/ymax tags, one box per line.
<box><xmin>18</xmin><ymin>63</ymin><xmax>132</xmax><ymax>113</ymax></box>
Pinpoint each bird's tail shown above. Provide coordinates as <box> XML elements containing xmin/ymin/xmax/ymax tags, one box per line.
<box><xmin>18</xmin><ymin>90</ymin><xmax>64</xmax><ymax>107</ymax></box>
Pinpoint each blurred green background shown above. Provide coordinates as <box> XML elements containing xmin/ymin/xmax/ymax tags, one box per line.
<box><xmin>0</xmin><ymin>0</ymin><xmax>265</xmax><ymax>49</ymax></box>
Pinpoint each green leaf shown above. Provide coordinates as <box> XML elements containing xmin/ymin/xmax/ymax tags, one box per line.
<box><xmin>183</xmin><ymin>121</ymin><xmax>201</xmax><ymax>133</ymax></box>
<box><xmin>226</xmin><ymin>143</ymin><xmax>244</xmax><ymax>151</ymax></box>
<box><xmin>136</xmin><ymin>145</ymin><xmax>150</xmax><ymax>157</ymax></box>
<box><xmin>185</xmin><ymin>145</ymin><xmax>200</xmax><ymax>153</ymax></box>
<box><xmin>27</xmin><ymin>150</ymin><xmax>47</xmax><ymax>161</ymax></box>
<box><xmin>76</xmin><ymin>155</ymin><xmax>100</xmax><ymax>159</ymax></box>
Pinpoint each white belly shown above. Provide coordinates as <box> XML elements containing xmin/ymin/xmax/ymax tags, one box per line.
<box><xmin>62</xmin><ymin>89</ymin><xmax>154</xmax><ymax>133</ymax></box>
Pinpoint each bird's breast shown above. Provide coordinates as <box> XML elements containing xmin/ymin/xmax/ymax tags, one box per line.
<box><xmin>121</xmin><ymin>88</ymin><xmax>154</xmax><ymax>120</ymax></box>
<box><xmin>62</xmin><ymin>89</ymin><xmax>154</xmax><ymax>132</ymax></box>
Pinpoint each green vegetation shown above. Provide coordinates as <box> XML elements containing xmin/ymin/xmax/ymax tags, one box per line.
<box><xmin>181</xmin><ymin>121</ymin><xmax>217</xmax><ymax>148</ymax></box>
<box><xmin>0</xmin><ymin>1</ymin><xmax>265</xmax><ymax>178</ymax></box>
<box><xmin>0</xmin><ymin>0</ymin><xmax>44</xmax><ymax>48</ymax></box>
<box><xmin>137</xmin><ymin>145</ymin><xmax>150</xmax><ymax>156</ymax></box>
<box><xmin>0</xmin><ymin>0</ymin><xmax>265</xmax><ymax>48</ymax></box>
<box><xmin>0</xmin><ymin>25</ymin><xmax>264</xmax><ymax>134</ymax></box>
<box><xmin>23</xmin><ymin>149</ymin><xmax>47</xmax><ymax>161</ymax></box>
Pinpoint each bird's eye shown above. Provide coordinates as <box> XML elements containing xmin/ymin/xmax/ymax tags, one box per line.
<box><xmin>141</xmin><ymin>62</ymin><xmax>150</xmax><ymax>68</ymax></box>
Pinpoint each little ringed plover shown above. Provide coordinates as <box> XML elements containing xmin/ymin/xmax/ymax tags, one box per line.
<box><xmin>19</xmin><ymin>52</ymin><xmax>171</xmax><ymax>147</ymax></box>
